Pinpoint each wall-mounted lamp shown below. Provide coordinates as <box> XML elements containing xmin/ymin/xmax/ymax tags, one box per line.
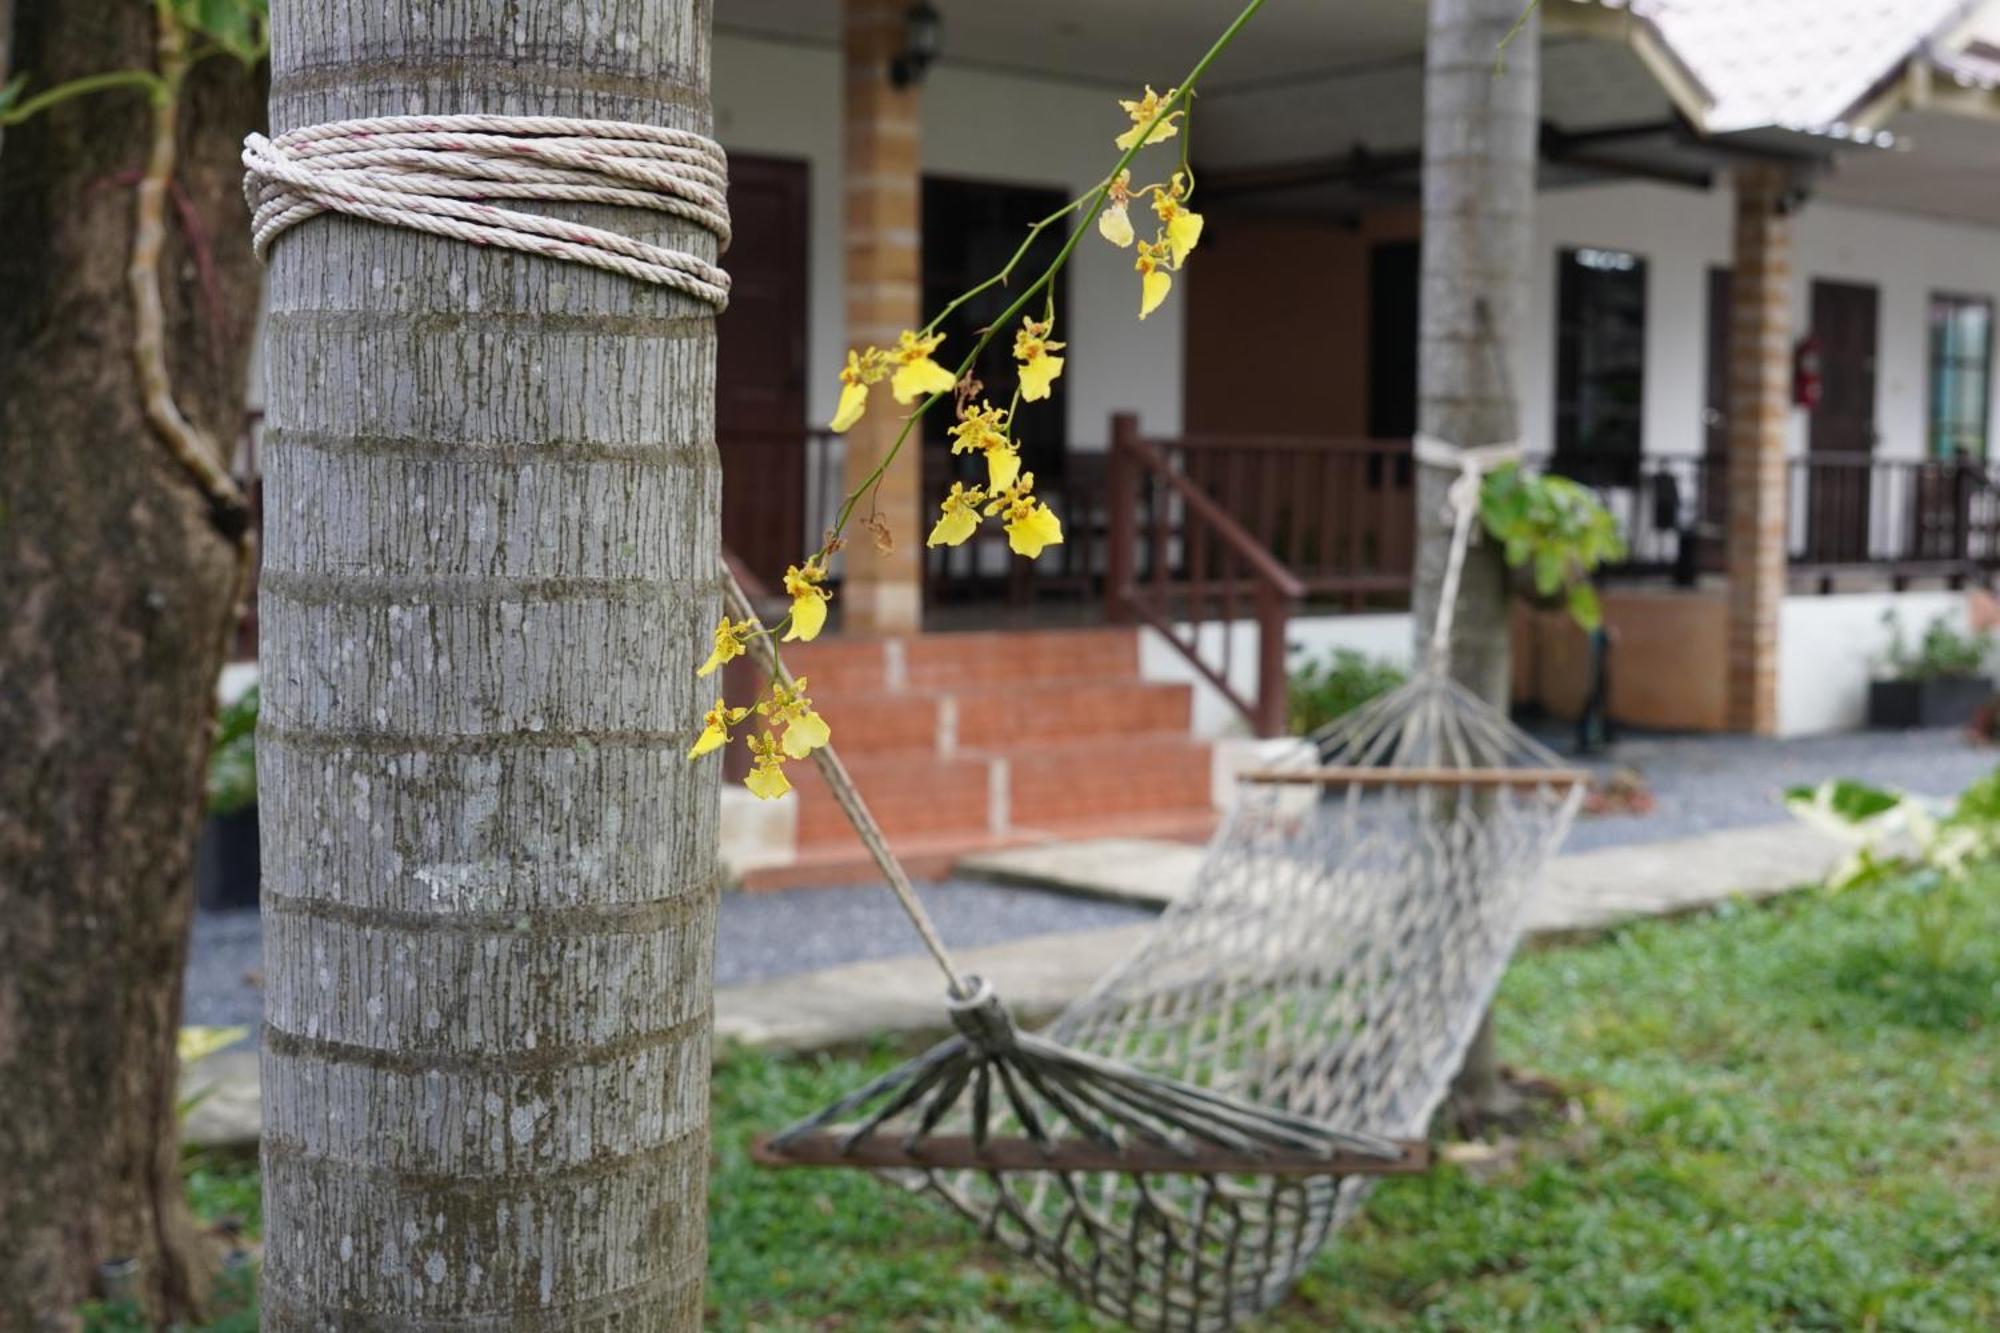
<box><xmin>891</xmin><ymin>1</ymin><xmax>943</xmax><ymax>89</ymax></box>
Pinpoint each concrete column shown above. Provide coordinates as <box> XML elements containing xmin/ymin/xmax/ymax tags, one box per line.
<box><xmin>1724</xmin><ymin>163</ymin><xmax>1795</xmax><ymax>734</ymax></box>
<box><xmin>840</xmin><ymin>0</ymin><xmax>925</xmax><ymax>634</ymax></box>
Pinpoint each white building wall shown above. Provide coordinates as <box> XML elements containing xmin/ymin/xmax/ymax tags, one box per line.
<box><xmin>1777</xmin><ymin>589</ymin><xmax>1971</xmax><ymax>735</ymax></box>
<box><xmin>711</xmin><ymin>32</ymin><xmax>1185</xmax><ymax>449</ymax></box>
<box><xmin>1524</xmin><ymin>181</ymin><xmax>2000</xmax><ymax>465</ymax></box>
<box><xmin>1151</xmin><ymin>594</ymin><xmax>1977</xmax><ymax>741</ymax></box>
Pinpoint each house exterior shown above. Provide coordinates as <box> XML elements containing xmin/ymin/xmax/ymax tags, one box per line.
<box><xmin>700</xmin><ymin>0</ymin><xmax>2000</xmax><ymax>753</ymax></box>
<box><xmin>217</xmin><ymin>1</ymin><xmax>2000</xmax><ymax>878</ymax></box>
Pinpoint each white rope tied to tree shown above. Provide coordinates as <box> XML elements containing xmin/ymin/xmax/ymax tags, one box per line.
<box><xmin>242</xmin><ymin>114</ymin><xmax>732</xmax><ymax>309</ymax></box>
<box><xmin>1412</xmin><ymin>431</ymin><xmax>1525</xmax><ymax>665</ymax></box>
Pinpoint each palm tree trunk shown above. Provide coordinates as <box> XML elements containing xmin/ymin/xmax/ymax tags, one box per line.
<box><xmin>1414</xmin><ymin>0</ymin><xmax>1539</xmax><ymax>1119</ymax></box>
<box><xmin>257</xmin><ymin>2</ymin><xmax>722</xmax><ymax>1326</ymax></box>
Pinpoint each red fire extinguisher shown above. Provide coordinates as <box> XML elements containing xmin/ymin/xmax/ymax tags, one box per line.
<box><xmin>1793</xmin><ymin>333</ymin><xmax>1823</xmax><ymax>410</ymax></box>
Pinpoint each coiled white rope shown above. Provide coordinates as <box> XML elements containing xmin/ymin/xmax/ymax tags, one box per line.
<box><xmin>1413</xmin><ymin>432</ymin><xmax>1525</xmax><ymax>663</ymax></box>
<box><xmin>242</xmin><ymin>114</ymin><xmax>732</xmax><ymax>309</ymax></box>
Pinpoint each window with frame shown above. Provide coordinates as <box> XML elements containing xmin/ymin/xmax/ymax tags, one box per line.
<box><xmin>1928</xmin><ymin>293</ymin><xmax>1992</xmax><ymax>460</ymax></box>
<box><xmin>1553</xmin><ymin>246</ymin><xmax>1647</xmax><ymax>483</ymax></box>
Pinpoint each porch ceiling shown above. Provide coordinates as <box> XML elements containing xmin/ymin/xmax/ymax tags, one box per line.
<box><xmin>720</xmin><ymin>1</ymin><xmax>2000</xmax><ymax>227</ymax></box>
<box><xmin>1820</xmin><ymin>107</ymin><xmax>2000</xmax><ymax>227</ymax></box>
<box><xmin>713</xmin><ymin>0</ymin><xmax>1432</xmax><ymax>90</ymax></box>
<box><xmin>719</xmin><ymin>0</ymin><xmax>1692</xmax><ymax>196</ymax></box>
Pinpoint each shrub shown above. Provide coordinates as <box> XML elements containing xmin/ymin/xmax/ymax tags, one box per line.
<box><xmin>1787</xmin><ymin>766</ymin><xmax>2000</xmax><ymax>969</ymax></box>
<box><xmin>1287</xmin><ymin>648</ymin><xmax>1404</xmax><ymax>736</ymax></box>
<box><xmin>206</xmin><ymin>686</ymin><xmax>258</xmax><ymax>817</ymax></box>
<box><xmin>1878</xmin><ymin>609</ymin><xmax>1991</xmax><ymax>681</ymax></box>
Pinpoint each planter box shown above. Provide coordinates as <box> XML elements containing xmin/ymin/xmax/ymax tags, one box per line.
<box><xmin>195</xmin><ymin>805</ymin><xmax>260</xmax><ymax>910</ymax></box>
<box><xmin>1866</xmin><ymin>676</ymin><xmax>1994</xmax><ymax>730</ymax></box>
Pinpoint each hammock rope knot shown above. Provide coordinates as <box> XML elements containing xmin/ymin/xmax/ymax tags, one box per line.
<box><xmin>1412</xmin><ymin>431</ymin><xmax>1526</xmax><ymax>664</ymax></box>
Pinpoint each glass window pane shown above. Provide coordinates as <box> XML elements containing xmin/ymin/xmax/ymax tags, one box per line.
<box><xmin>1928</xmin><ymin>294</ymin><xmax>1991</xmax><ymax>460</ymax></box>
<box><xmin>1555</xmin><ymin>247</ymin><xmax>1647</xmax><ymax>482</ymax></box>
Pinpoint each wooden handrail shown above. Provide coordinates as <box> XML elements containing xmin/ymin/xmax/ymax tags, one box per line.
<box><xmin>1105</xmin><ymin>412</ymin><xmax>1306</xmax><ymax>738</ymax></box>
<box><xmin>1167</xmin><ymin>432</ymin><xmax>1414</xmax><ymax>455</ymax></box>
<box><xmin>1117</xmin><ymin>432</ymin><xmax>1308</xmax><ymax>601</ymax></box>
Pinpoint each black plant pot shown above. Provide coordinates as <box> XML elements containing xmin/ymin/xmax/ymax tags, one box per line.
<box><xmin>195</xmin><ymin>805</ymin><xmax>261</xmax><ymax>910</ymax></box>
<box><xmin>1866</xmin><ymin>677</ymin><xmax>1995</xmax><ymax>730</ymax></box>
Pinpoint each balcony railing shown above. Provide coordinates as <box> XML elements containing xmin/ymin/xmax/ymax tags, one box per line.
<box><xmin>1544</xmin><ymin>450</ymin><xmax>2000</xmax><ymax>585</ymax></box>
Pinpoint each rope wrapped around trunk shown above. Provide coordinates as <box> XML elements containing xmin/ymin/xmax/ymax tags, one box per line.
<box><xmin>242</xmin><ymin>113</ymin><xmax>732</xmax><ymax>309</ymax></box>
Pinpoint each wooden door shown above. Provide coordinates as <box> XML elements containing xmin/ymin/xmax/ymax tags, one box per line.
<box><xmin>1806</xmin><ymin>279</ymin><xmax>1879</xmax><ymax>564</ymax></box>
<box><xmin>715</xmin><ymin>155</ymin><xmax>810</xmax><ymax>586</ymax></box>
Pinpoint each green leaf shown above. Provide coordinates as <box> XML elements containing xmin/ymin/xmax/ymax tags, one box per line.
<box><xmin>1533</xmin><ymin>548</ymin><xmax>1563</xmax><ymax>596</ymax></box>
<box><xmin>0</xmin><ymin>72</ymin><xmax>27</xmax><ymax>116</ymax></box>
<box><xmin>1565</xmin><ymin>582</ymin><xmax>1602</xmax><ymax>632</ymax></box>
<box><xmin>1947</xmin><ymin>767</ymin><xmax>2000</xmax><ymax>826</ymax></box>
<box><xmin>182</xmin><ymin>0</ymin><xmax>270</xmax><ymax>63</ymax></box>
<box><xmin>1788</xmin><ymin>777</ymin><xmax>1903</xmax><ymax>826</ymax></box>
<box><xmin>177</xmin><ymin>1024</ymin><xmax>249</xmax><ymax>1066</ymax></box>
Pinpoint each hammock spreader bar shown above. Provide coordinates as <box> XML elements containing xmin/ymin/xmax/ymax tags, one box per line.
<box><xmin>754</xmin><ymin>976</ymin><xmax>1424</xmax><ymax>1176</ymax></box>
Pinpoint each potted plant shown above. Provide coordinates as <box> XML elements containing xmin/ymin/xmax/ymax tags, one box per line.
<box><xmin>1867</xmin><ymin>611</ymin><xmax>1994</xmax><ymax>729</ymax></box>
<box><xmin>195</xmin><ymin>686</ymin><xmax>260</xmax><ymax>910</ymax></box>
<box><xmin>1479</xmin><ymin>463</ymin><xmax>1627</xmax><ymax>631</ymax></box>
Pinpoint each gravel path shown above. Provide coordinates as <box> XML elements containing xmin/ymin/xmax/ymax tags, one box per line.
<box><xmin>1560</xmin><ymin>726</ymin><xmax>1995</xmax><ymax>852</ymax></box>
<box><xmin>181</xmin><ymin>727</ymin><xmax>1994</xmax><ymax>1030</ymax></box>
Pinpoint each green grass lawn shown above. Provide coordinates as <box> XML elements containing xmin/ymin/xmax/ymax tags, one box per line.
<box><xmin>177</xmin><ymin>872</ymin><xmax>1999</xmax><ymax>1332</ymax></box>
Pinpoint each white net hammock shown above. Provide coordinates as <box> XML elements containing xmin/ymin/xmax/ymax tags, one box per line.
<box><xmin>759</xmin><ymin>663</ymin><xmax>1586</xmax><ymax>1330</ymax></box>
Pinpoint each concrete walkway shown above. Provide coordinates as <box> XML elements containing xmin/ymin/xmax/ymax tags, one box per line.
<box><xmin>181</xmin><ymin>819</ymin><xmax>1842</xmax><ymax>1147</ymax></box>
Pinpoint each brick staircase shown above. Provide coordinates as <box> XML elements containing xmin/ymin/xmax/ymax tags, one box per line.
<box><xmin>741</xmin><ymin>627</ymin><xmax>1216</xmax><ymax>888</ymax></box>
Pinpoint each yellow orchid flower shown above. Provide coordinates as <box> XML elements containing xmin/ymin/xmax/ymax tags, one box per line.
<box><xmin>781</xmin><ymin>707</ymin><xmax>831</xmax><ymax>760</ymax></box>
<box><xmin>1115</xmin><ymin>86</ymin><xmax>1183</xmax><ymax>150</ymax></box>
<box><xmin>1007</xmin><ymin>503</ymin><xmax>1064</xmax><ymax>559</ymax></box>
<box><xmin>983</xmin><ymin>472</ymin><xmax>1065</xmax><ymax>559</ymax></box>
<box><xmin>688</xmin><ymin>698</ymin><xmax>749</xmax><ymax>759</ymax></box>
<box><xmin>927</xmin><ymin>481</ymin><xmax>988</xmax><ymax>548</ymax></box>
<box><xmin>744</xmin><ymin>732</ymin><xmax>792</xmax><ymax>800</ymax></box>
<box><xmin>697</xmin><ymin>616</ymin><xmax>754</xmax><ymax>676</ymax></box>
<box><xmin>888</xmin><ymin>329</ymin><xmax>957</xmax><ymax>404</ymax></box>
<box><xmin>985</xmin><ymin>441</ymin><xmax>1021</xmax><ymax>492</ymax></box>
<box><xmin>949</xmin><ymin>400</ymin><xmax>1022</xmax><ymax>491</ymax></box>
<box><xmin>1136</xmin><ymin>238</ymin><xmax>1172</xmax><ymax>319</ymax></box>
<box><xmin>1153</xmin><ymin>189</ymin><xmax>1205</xmax><ymax>268</ymax></box>
<box><xmin>1013</xmin><ymin>318</ymin><xmax>1066</xmax><ymax>402</ymax></box>
<box><xmin>782</xmin><ymin>561</ymin><xmax>830</xmax><ymax>642</ymax></box>
<box><xmin>949</xmin><ymin>400</ymin><xmax>1009</xmax><ymax>455</ymax></box>
<box><xmin>829</xmin><ymin>347</ymin><xmax>888</xmax><ymax>432</ymax></box>
<box><xmin>1097</xmin><ymin>170</ymin><xmax>1135</xmax><ymax>247</ymax></box>
<box><xmin>758</xmin><ymin>678</ymin><xmax>833</xmax><ymax>760</ymax></box>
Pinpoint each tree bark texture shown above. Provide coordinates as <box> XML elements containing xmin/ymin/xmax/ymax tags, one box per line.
<box><xmin>257</xmin><ymin>3</ymin><xmax>722</xmax><ymax>1328</ymax></box>
<box><xmin>0</xmin><ymin>3</ymin><xmax>265</xmax><ymax>1326</ymax></box>
<box><xmin>1414</xmin><ymin>0</ymin><xmax>1539</xmax><ymax>1114</ymax></box>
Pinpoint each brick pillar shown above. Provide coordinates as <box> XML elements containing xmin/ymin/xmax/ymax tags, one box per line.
<box><xmin>1724</xmin><ymin>163</ymin><xmax>1794</xmax><ymax>734</ymax></box>
<box><xmin>840</xmin><ymin>0</ymin><xmax>925</xmax><ymax>634</ymax></box>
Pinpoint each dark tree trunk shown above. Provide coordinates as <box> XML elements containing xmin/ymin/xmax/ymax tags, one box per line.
<box><xmin>1414</xmin><ymin>0</ymin><xmax>1539</xmax><ymax>1123</ymax></box>
<box><xmin>0</xmin><ymin>2</ymin><xmax>265</xmax><ymax>1325</ymax></box>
